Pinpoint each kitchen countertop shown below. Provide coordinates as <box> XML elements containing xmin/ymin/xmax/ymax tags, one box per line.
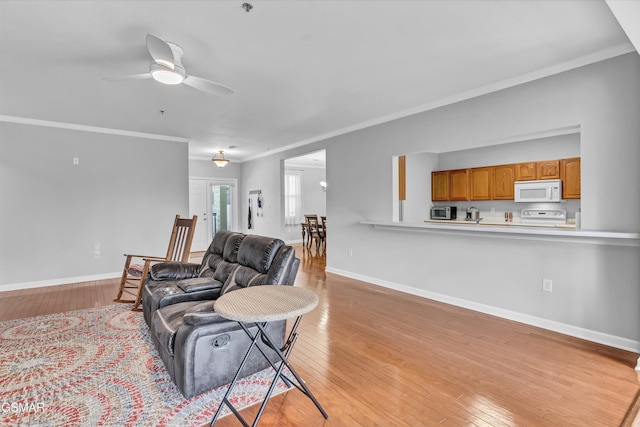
<box><xmin>360</xmin><ymin>219</ymin><xmax>640</xmax><ymax>246</ymax></box>
<box><xmin>423</xmin><ymin>217</ymin><xmax>577</xmax><ymax>228</ymax></box>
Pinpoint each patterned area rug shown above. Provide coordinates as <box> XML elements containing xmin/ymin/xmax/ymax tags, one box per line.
<box><xmin>0</xmin><ymin>304</ymin><xmax>289</xmax><ymax>426</ymax></box>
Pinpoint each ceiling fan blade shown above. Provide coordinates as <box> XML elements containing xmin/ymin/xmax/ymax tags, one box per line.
<box><xmin>183</xmin><ymin>75</ymin><xmax>234</xmax><ymax>96</ymax></box>
<box><xmin>103</xmin><ymin>73</ymin><xmax>152</xmax><ymax>81</ymax></box>
<box><xmin>146</xmin><ymin>33</ymin><xmax>175</xmax><ymax>69</ymax></box>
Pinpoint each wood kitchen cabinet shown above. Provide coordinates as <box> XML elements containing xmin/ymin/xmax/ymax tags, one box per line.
<box><xmin>537</xmin><ymin>160</ymin><xmax>560</xmax><ymax>179</ymax></box>
<box><xmin>431</xmin><ymin>171</ymin><xmax>450</xmax><ymax>201</ymax></box>
<box><xmin>470</xmin><ymin>167</ymin><xmax>491</xmax><ymax>200</ymax></box>
<box><xmin>561</xmin><ymin>157</ymin><xmax>581</xmax><ymax>199</ymax></box>
<box><xmin>515</xmin><ymin>162</ymin><xmax>537</xmax><ymax>181</ymax></box>
<box><xmin>492</xmin><ymin>164</ymin><xmax>515</xmax><ymax>200</ymax></box>
<box><xmin>430</xmin><ymin>156</ymin><xmax>580</xmax><ymax>201</ymax></box>
<box><xmin>449</xmin><ymin>169</ymin><xmax>470</xmax><ymax>201</ymax></box>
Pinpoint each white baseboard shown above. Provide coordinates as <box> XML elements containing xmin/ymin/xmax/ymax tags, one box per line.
<box><xmin>325</xmin><ymin>266</ymin><xmax>640</xmax><ymax>354</ymax></box>
<box><xmin>0</xmin><ymin>272</ymin><xmax>121</xmax><ymax>292</ymax></box>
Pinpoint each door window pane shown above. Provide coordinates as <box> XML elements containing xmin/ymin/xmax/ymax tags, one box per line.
<box><xmin>212</xmin><ymin>184</ymin><xmax>232</xmax><ymax>236</ymax></box>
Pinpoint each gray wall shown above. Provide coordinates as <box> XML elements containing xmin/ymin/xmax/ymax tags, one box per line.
<box><xmin>238</xmin><ymin>53</ymin><xmax>640</xmax><ymax>350</ymax></box>
<box><xmin>239</xmin><ymin>154</ymin><xmax>283</xmax><ymax>236</ymax></box>
<box><xmin>404</xmin><ymin>152</ymin><xmax>438</xmax><ymax>223</ymax></box>
<box><xmin>436</xmin><ymin>132</ymin><xmax>580</xmax><ymax>169</ymax></box>
<box><xmin>0</xmin><ymin>122</ymin><xmax>189</xmax><ymax>287</ymax></box>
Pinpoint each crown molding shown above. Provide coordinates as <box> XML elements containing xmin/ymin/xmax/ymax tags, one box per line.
<box><xmin>0</xmin><ymin>115</ymin><xmax>189</xmax><ymax>143</ymax></box>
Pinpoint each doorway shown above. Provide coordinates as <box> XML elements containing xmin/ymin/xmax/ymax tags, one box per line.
<box><xmin>282</xmin><ymin>150</ymin><xmax>326</xmax><ymax>244</ymax></box>
<box><xmin>189</xmin><ymin>178</ymin><xmax>238</xmax><ymax>251</ymax></box>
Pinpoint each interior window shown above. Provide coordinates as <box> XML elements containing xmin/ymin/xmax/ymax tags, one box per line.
<box><xmin>284</xmin><ymin>169</ymin><xmax>303</xmax><ymax>225</ymax></box>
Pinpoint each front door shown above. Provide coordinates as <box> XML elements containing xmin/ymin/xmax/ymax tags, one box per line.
<box><xmin>189</xmin><ymin>178</ymin><xmax>238</xmax><ymax>252</ymax></box>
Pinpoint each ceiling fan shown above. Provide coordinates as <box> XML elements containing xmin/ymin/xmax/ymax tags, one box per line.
<box><xmin>106</xmin><ymin>34</ymin><xmax>234</xmax><ymax>96</ymax></box>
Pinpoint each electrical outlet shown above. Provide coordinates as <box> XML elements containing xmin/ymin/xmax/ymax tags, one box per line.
<box><xmin>73</xmin><ymin>157</ymin><xmax>79</xmax><ymax>165</ymax></box>
<box><xmin>348</xmin><ymin>248</ymin><xmax>353</xmax><ymax>257</ymax></box>
<box><xmin>94</xmin><ymin>251</ymin><xmax>100</xmax><ymax>259</ymax></box>
<box><xmin>542</xmin><ymin>278</ymin><xmax>553</xmax><ymax>292</ymax></box>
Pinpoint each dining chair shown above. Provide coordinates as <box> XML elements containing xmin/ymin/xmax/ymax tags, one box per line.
<box><xmin>304</xmin><ymin>214</ymin><xmax>322</xmax><ymax>253</ymax></box>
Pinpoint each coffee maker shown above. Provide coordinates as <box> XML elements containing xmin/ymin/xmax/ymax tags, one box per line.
<box><xmin>466</xmin><ymin>207</ymin><xmax>480</xmax><ymax>221</ymax></box>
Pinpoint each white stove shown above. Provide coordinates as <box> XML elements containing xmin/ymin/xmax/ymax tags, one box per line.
<box><xmin>520</xmin><ymin>209</ymin><xmax>567</xmax><ymax>226</ymax></box>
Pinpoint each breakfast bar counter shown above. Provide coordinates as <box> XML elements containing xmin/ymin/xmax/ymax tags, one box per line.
<box><xmin>360</xmin><ymin>219</ymin><xmax>640</xmax><ymax>247</ymax></box>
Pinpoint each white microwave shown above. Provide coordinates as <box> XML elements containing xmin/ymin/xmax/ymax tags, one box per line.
<box><xmin>514</xmin><ymin>179</ymin><xmax>562</xmax><ymax>203</ymax></box>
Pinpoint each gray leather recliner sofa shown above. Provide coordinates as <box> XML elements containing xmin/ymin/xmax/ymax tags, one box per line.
<box><xmin>141</xmin><ymin>230</ymin><xmax>300</xmax><ymax>398</ymax></box>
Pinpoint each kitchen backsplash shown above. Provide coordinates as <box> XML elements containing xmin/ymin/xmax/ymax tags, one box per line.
<box><xmin>432</xmin><ymin>199</ymin><xmax>581</xmax><ymax>221</ymax></box>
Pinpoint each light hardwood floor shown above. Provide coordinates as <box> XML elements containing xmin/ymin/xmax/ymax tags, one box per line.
<box><xmin>1</xmin><ymin>244</ymin><xmax>638</xmax><ymax>426</ymax></box>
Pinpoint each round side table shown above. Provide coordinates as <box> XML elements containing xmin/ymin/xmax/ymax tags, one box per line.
<box><xmin>210</xmin><ymin>285</ymin><xmax>328</xmax><ymax>426</ymax></box>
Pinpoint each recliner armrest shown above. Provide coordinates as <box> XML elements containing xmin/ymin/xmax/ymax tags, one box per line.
<box><xmin>183</xmin><ymin>301</ymin><xmax>228</xmax><ymax>326</ymax></box>
<box><xmin>177</xmin><ymin>277</ymin><xmax>223</xmax><ymax>293</ymax></box>
<box><xmin>150</xmin><ymin>262</ymin><xmax>200</xmax><ymax>280</ymax></box>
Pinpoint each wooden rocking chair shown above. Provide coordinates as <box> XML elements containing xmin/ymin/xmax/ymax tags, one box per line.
<box><xmin>114</xmin><ymin>215</ymin><xmax>197</xmax><ymax>311</ymax></box>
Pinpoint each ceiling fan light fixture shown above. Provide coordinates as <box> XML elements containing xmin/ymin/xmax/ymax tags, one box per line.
<box><xmin>156</xmin><ymin>59</ymin><xmax>174</xmax><ymax>69</ymax></box>
<box><xmin>150</xmin><ymin>63</ymin><xmax>185</xmax><ymax>85</ymax></box>
<box><xmin>107</xmin><ymin>35</ymin><xmax>233</xmax><ymax>96</ymax></box>
<box><xmin>212</xmin><ymin>150</ymin><xmax>230</xmax><ymax>168</ymax></box>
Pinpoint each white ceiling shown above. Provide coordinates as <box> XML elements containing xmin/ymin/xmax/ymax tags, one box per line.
<box><xmin>285</xmin><ymin>150</ymin><xmax>326</xmax><ymax>169</ymax></box>
<box><xmin>0</xmin><ymin>1</ymin><xmax>635</xmax><ymax>163</ymax></box>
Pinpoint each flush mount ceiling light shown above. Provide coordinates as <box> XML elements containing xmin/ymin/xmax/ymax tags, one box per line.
<box><xmin>212</xmin><ymin>150</ymin><xmax>230</xmax><ymax>168</ymax></box>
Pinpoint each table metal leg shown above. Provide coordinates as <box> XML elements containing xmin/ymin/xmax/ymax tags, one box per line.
<box><xmin>210</xmin><ymin>318</ymin><xmax>328</xmax><ymax>426</ymax></box>
<box><xmin>255</xmin><ymin>321</ymin><xmax>328</xmax><ymax>419</ymax></box>
<box><xmin>209</xmin><ymin>323</ymin><xmax>264</xmax><ymax>427</ymax></box>
<box><xmin>237</xmin><ymin>321</ymin><xmax>295</xmax><ymax>388</ymax></box>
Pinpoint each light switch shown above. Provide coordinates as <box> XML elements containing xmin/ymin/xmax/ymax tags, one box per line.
<box><xmin>73</xmin><ymin>157</ymin><xmax>79</xmax><ymax>165</ymax></box>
